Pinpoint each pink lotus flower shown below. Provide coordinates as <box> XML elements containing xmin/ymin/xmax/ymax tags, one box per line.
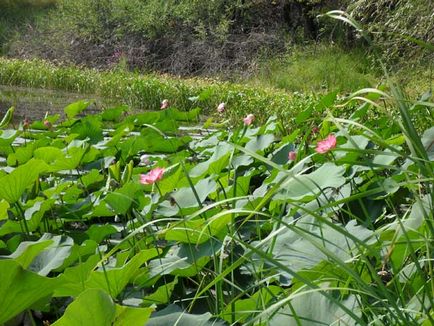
<box><xmin>160</xmin><ymin>99</ymin><xmax>170</xmax><ymax>110</ymax></box>
<box><xmin>316</xmin><ymin>134</ymin><xmax>337</xmax><ymax>154</ymax></box>
<box><xmin>288</xmin><ymin>151</ymin><xmax>297</xmax><ymax>161</ymax></box>
<box><xmin>243</xmin><ymin>114</ymin><xmax>255</xmax><ymax>126</ymax></box>
<box><xmin>23</xmin><ymin>118</ymin><xmax>30</xmax><ymax>130</ymax></box>
<box><xmin>140</xmin><ymin>167</ymin><xmax>165</xmax><ymax>185</ymax></box>
<box><xmin>43</xmin><ymin>120</ymin><xmax>52</xmax><ymax>129</ymax></box>
<box><xmin>217</xmin><ymin>102</ymin><xmax>225</xmax><ymax>113</ymax></box>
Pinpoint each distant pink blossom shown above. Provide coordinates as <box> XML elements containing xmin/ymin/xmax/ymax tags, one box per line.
<box><xmin>243</xmin><ymin>114</ymin><xmax>255</xmax><ymax>126</ymax></box>
<box><xmin>312</xmin><ymin>127</ymin><xmax>320</xmax><ymax>134</ymax></box>
<box><xmin>217</xmin><ymin>102</ymin><xmax>225</xmax><ymax>113</ymax></box>
<box><xmin>316</xmin><ymin>134</ymin><xmax>337</xmax><ymax>154</ymax></box>
<box><xmin>140</xmin><ymin>167</ymin><xmax>165</xmax><ymax>185</ymax></box>
<box><xmin>160</xmin><ymin>99</ymin><xmax>170</xmax><ymax>110</ymax></box>
<box><xmin>23</xmin><ymin>118</ymin><xmax>30</xmax><ymax>130</ymax></box>
<box><xmin>43</xmin><ymin>120</ymin><xmax>52</xmax><ymax>129</ymax></box>
<box><xmin>288</xmin><ymin>151</ymin><xmax>297</xmax><ymax>161</ymax></box>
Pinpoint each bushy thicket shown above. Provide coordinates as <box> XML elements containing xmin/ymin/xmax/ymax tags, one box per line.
<box><xmin>4</xmin><ymin>0</ymin><xmax>347</xmax><ymax>74</ymax></box>
<box><xmin>1</xmin><ymin>0</ymin><xmax>432</xmax><ymax>75</ymax></box>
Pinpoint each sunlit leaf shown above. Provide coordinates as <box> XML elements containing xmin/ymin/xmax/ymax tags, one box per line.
<box><xmin>0</xmin><ymin>159</ymin><xmax>49</xmax><ymax>203</ymax></box>
<box><xmin>64</xmin><ymin>100</ymin><xmax>92</xmax><ymax>119</ymax></box>
<box><xmin>0</xmin><ymin>260</ymin><xmax>57</xmax><ymax>324</ymax></box>
<box><xmin>52</xmin><ymin>288</ymin><xmax>115</xmax><ymax>325</ymax></box>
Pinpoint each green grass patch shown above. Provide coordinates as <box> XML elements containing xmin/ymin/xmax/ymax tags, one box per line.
<box><xmin>246</xmin><ymin>45</ymin><xmax>377</xmax><ymax>93</ymax></box>
<box><xmin>0</xmin><ymin>57</ymin><xmax>316</xmax><ymax>123</ymax></box>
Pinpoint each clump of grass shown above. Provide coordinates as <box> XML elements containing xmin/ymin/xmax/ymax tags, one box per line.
<box><xmin>248</xmin><ymin>44</ymin><xmax>377</xmax><ymax>93</ymax></box>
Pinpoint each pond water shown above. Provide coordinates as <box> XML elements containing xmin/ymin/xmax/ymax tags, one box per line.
<box><xmin>0</xmin><ymin>85</ymin><xmax>119</xmax><ymax>122</ymax></box>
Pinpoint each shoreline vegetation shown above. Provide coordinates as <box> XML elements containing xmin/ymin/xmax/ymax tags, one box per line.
<box><xmin>0</xmin><ymin>57</ymin><xmax>308</xmax><ymax>123</ymax></box>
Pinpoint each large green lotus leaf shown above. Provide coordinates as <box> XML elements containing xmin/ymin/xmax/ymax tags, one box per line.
<box><xmin>54</xmin><ymin>240</ymin><xmax>98</xmax><ymax>273</ymax></box>
<box><xmin>270</xmin><ymin>143</ymin><xmax>295</xmax><ymax>166</ymax></box>
<box><xmin>126</xmin><ymin>112</ymin><xmax>161</xmax><ymax>125</ymax></box>
<box><xmin>81</xmin><ymin>145</ymin><xmax>103</xmax><ymax>164</ymax></box>
<box><xmin>64</xmin><ymin>100</ymin><xmax>92</xmax><ymax>119</ymax></box>
<box><xmin>190</xmin><ymin>142</ymin><xmax>232</xmax><ymax>177</ymax></box>
<box><xmin>222</xmin><ymin>286</ymin><xmax>282</xmax><ymax>324</ymax></box>
<box><xmin>4</xmin><ymin>234</ymin><xmax>74</xmax><ymax>276</ymax></box>
<box><xmin>85</xmin><ymin>224</ymin><xmax>119</xmax><ymax>244</ymax></box>
<box><xmin>2</xmin><ymin>236</ymin><xmax>53</xmax><ymax>268</ymax></box>
<box><xmin>372</xmin><ymin>149</ymin><xmax>399</xmax><ymax>167</ymax></box>
<box><xmin>52</xmin><ymin>288</ymin><xmax>115</xmax><ymax>326</ymax></box>
<box><xmin>54</xmin><ymin>254</ymin><xmax>100</xmax><ymax>297</ymax></box>
<box><xmin>245</xmin><ymin>134</ymin><xmax>275</xmax><ymax>152</ymax></box>
<box><xmin>224</xmin><ymin>175</ymin><xmax>251</xmax><ymax>198</ymax></box>
<box><xmin>152</xmin><ymin>119</ymin><xmax>179</xmax><ymax>133</ymax></box>
<box><xmin>101</xmin><ymin>105</ymin><xmax>127</xmax><ymax>122</ymax></box>
<box><xmin>0</xmin><ymin>197</ymin><xmax>56</xmax><ymax>236</ymax></box>
<box><xmin>0</xmin><ymin>199</ymin><xmax>9</xmax><ymax>221</ymax></box>
<box><xmin>145</xmin><ymin>135</ymin><xmax>191</xmax><ymax>153</ymax></box>
<box><xmin>0</xmin><ymin>259</ymin><xmax>57</xmax><ymax>325</ymax></box>
<box><xmin>0</xmin><ymin>220</ymin><xmax>24</xmax><ymax>236</ymax></box>
<box><xmin>164</xmin><ymin>219</ymin><xmax>210</xmax><ymax>243</ymax></box>
<box><xmin>147</xmin><ymin>304</ymin><xmax>223</xmax><ymax>326</ymax></box>
<box><xmin>270</xmin><ymin>289</ymin><xmax>360</xmax><ymax>326</ymax></box>
<box><xmin>70</xmin><ymin>116</ymin><xmax>103</xmax><ymax>144</ymax></box>
<box><xmin>80</xmin><ymin>169</ymin><xmax>104</xmax><ymax>189</ymax></box>
<box><xmin>156</xmin><ymin>165</ymin><xmax>183</xmax><ymax>196</ymax></box>
<box><xmin>164</xmin><ymin>107</ymin><xmax>201</xmax><ymax>122</ymax></box>
<box><xmin>231</xmin><ymin>154</ymin><xmax>254</xmax><ymax>169</ymax></box>
<box><xmin>164</xmin><ymin>214</ymin><xmax>230</xmax><ymax>245</ymax></box>
<box><xmin>269</xmin><ymin>220</ymin><xmax>372</xmax><ymax>284</ymax></box>
<box><xmin>274</xmin><ymin>163</ymin><xmax>346</xmax><ymax>202</ymax></box>
<box><xmin>171</xmin><ymin>177</ymin><xmax>217</xmax><ymax>209</ymax></box>
<box><xmin>105</xmin><ymin>182</ymin><xmax>143</xmax><ymax>215</ymax></box>
<box><xmin>89</xmin><ymin>201</ymin><xmax>118</xmax><ymax>218</ymax></box>
<box><xmin>142</xmin><ymin>277</ymin><xmax>178</xmax><ymax>306</ymax></box>
<box><xmin>0</xmin><ymin>158</ymin><xmax>49</xmax><ymax>203</ymax></box>
<box><xmin>33</xmin><ymin>146</ymin><xmax>64</xmax><ymax>164</ymax></box>
<box><xmin>147</xmin><ymin>240</ymin><xmax>222</xmax><ymax>278</ymax></box>
<box><xmin>33</xmin><ymin>146</ymin><xmax>84</xmax><ymax>171</ymax></box>
<box><xmin>85</xmin><ymin>249</ymin><xmax>160</xmax><ymax>297</ymax></box>
<box><xmin>114</xmin><ymin>305</ymin><xmax>154</xmax><ymax>326</ymax></box>
<box><xmin>0</xmin><ymin>129</ymin><xmax>18</xmax><ymax>154</ymax></box>
<box><xmin>191</xmin><ymin>133</ymin><xmax>221</xmax><ymax>151</ymax></box>
<box><xmin>118</xmin><ymin>136</ymin><xmax>148</xmax><ymax>160</ymax></box>
<box><xmin>384</xmin><ymin>194</ymin><xmax>431</xmax><ymax>238</ymax></box>
<box><xmin>7</xmin><ymin>138</ymin><xmax>51</xmax><ymax>166</ymax></box>
<box><xmin>27</xmin><ymin>234</ymin><xmax>74</xmax><ymax>276</ymax></box>
<box><xmin>334</xmin><ymin>135</ymin><xmax>369</xmax><ymax>160</ymax></box>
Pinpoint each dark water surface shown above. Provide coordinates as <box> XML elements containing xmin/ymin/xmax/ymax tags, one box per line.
<box><xmin>0</xmin><ymin>85</ymin><xmax>119</xmax><ymax>122</ymax></box>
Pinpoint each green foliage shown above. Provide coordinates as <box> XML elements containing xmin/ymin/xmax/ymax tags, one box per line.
<box><xmin>0</xmin><ymin>57</ymin><xmax>303</xmax><ymax>124</ymax></box>
<box><xmin>350</xmin><ymin>0</ymin><xmax>434</xmax><ymax>63</ymax></box>
<box><xmin>0</xmin><ymin>259</ymin><xmax>58</xmax><ymax>324</ymax></box>
<box><xmin>52</xmin><ymin>288</ymin><xmax>153</xmax><ymax>325</ymax></box>
<box><xmin>250</xmin><ymin>44</ymin><xmax>376</xmax><ymax>92</ymax></box>
<box><xmin>0</xmin><ymin>7</ymin><xmax>433</xmax><ymax>324</ymax></box>
<box><xmin>0</xmin><ymin>81</ymin><xmax>432</xmax><ymax>324</ymax></box>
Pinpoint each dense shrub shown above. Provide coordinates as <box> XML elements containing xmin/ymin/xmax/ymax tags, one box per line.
<box><xmin>5</xmin><ymin>0</ymin><xmax>348</xmax><ymax>75</ymax></box>
<box><xmin>1</xmin><ymin>0</ymin><xmax>432</xmax><ymax>76</ymax></box>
